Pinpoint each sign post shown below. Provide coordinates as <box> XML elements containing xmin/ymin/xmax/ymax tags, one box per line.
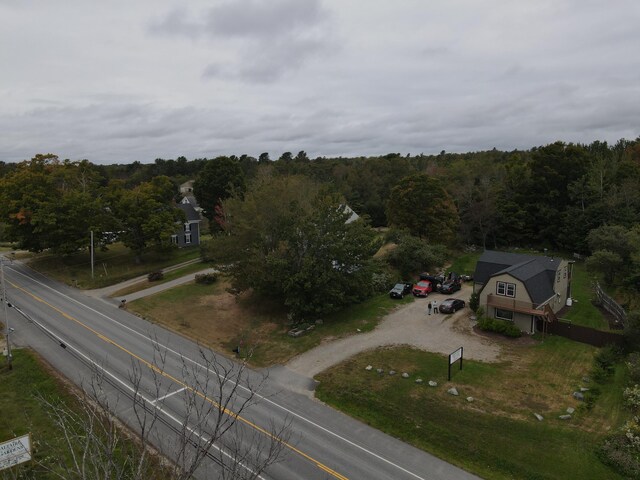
<box><xmin>448</xmin><ymin>347</ymin><xmax>463</xmax><ymax>381</ymax></box>
<box><xmin>0</xmin><ymin>434</ymin><xmax>32</xmax><ymax>471</ymax></box>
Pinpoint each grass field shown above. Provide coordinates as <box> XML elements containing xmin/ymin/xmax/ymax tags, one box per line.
<box><xmin>562</xmin><ymin>261</ymin><xmax>610</xmax><ymax>330</ymax></box>
<box><xmin>0</xmin><ymin>350</ymin><xmax>167</xmax><ymax>479</ymax></box>
<box><xmin>448</xmin><ymin>250</ymin><xmax>481</xmax><ymax>276</ymax></box>
<box><xmin>128</xmin><ymin>281</ymin><xmax>414</xmax><ymax>367</ymax></box>
<box><xmin>110</xmin><ymin>261</ymin><xmax>211</xmax><ymax>297</ymax></box>
<box><xmin>25</xmin><ymin>243</ymin><xmax>201</xmax><ymax>289</ymax></box>
<box><xmin>315</xmin><ymin>338</ymin><xmax>628</xmax><ymax>480</ymax></box>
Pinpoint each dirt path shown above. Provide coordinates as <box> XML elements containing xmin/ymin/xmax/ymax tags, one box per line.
<box><xmin>285</xmin><ymin>284</ymin><xmax>501</xmax><ymax>378</ymax></box>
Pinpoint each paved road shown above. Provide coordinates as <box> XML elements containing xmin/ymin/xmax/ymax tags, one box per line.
<box><xmin>3</xmin><ymin>260</ymin><xmax>481</xmax><ymax>480</ymax></box>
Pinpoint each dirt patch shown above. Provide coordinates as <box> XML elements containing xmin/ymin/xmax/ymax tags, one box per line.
<box><xmin>286</xmin><ymin>284</ymin><xmax>505</xmax><ymax>377</ymax></box>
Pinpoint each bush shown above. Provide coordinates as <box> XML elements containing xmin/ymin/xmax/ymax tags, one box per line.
<box><xmin>469</xmin><ymin>292</ymin><xmax>480</xmax><ymax>313</ymax></box>
<box><xmin>594</xmin><ymin>344</ymin><xmax>623</xmax><ymax>377</ymax></box>
<box><xmin>195</xmin><ymin>273</ymin><xmax>218</xmax><ymax>285</ymax></box>
<box><xmin>628</xmin><ymin>353</ymin><xmax>640</xmax><ymax>383</ymax></box>
<box><xmin>147</xmin><ymin>271</ymin><xmax>164</xmax><ymax>282</ymax></box>
<box><xmin>598</xmin><ymin>432</ymin><xmax>640</xmax><ymax>478</ymax></box>
<box><xmin>477</xmin><ymin>317</ymin><xmax>522</xmax><ymax>338</ymax></box>
<box><xmin>371</xmin><ymin>271</ymin><xmax>392</xmax><ymax>293</ymax></box>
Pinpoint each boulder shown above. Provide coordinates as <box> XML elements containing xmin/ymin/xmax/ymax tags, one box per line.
<box><xmin>376</xmin><ymin>368</ymin><xmax>384</xmax><ymax>374</ymax></box>
<box><xmin>415</xmin><ymin>378</ymin><xmax>423</xmax><ymax>384</ymax></box>
<box><xmin>365</xmin><ymin>365</ymin><xmax>373</xmax><ymax>371</ymax></box>
<box><xmin>402</xmin><ymin>372</ymin><xmax>409</xmax><ymax>378</ymax></box>
<box><xmin>559</xmin><ymin>415</ymin><xmax>572</xmax><ymax>420</ymax></box>
<box><xmin>389</xmin><ymin>370</ymin><xmax>396</xmax><ymax>376</ymax></box>
<box><xmin>573</xmin><ymin>392</ymin><xmax>584</xmax><ymax>401</ymax></box>
<box><xmin>466</xmin><ymin>396</ymin><xmax>474</xmax><ymax>402</ymax></box>
<box><xmin>534</xmin><ymin>413</ymin><xmax>544</xmax><ymax>421</ymax></box>
<box><xmin>447</xmin><ymin>387</ymin><xmax>459</xmax><ymax>396</ymax></box>
<box><xmin>580</xmin><ymin>387</ymin><xmax>589</xmax><ymax>392</ymax></box>
<box><xmin>566</xmin><ymin>407</ymin><xmax>575</xmax><ymax>414</ymax></box>
<box><xmin>428</xmin><ymin>380</ymin><xmax>438</xmax><ymax>387</ymax></box>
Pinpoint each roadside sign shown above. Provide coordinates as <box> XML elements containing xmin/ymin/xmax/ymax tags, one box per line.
<box><xmin>448</xmin><ymin>347</ymin><xmax>463</xmax><ymax>381</ymax></box>
<box><xmin>0</xmin><ymin>434</ymin><xmax>32</xmax><ymax>471</ymax></box>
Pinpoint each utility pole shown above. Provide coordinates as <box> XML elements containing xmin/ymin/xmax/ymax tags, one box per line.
<box><xmin>90</xmin><ymin>230</ymin><xmax>95</xmax><ymax>279</ymax></box>
<box><xmin>1</xmin><ymin>257</ymin><xmax>12</xmax><ymax>370</ymax></box>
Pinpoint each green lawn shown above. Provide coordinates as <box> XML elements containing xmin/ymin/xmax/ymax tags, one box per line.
<box><xmin>562</xmin><ymin>262</ymin><xmax>610</xmax><ymax>329</ymax></box>
<box><xmin>316</xmin><ymin>340</ymin><xmax>627</xmax><ymax>480</ymax></box>
<box><xmin>448</xmin><ymin>250</ymin><xmax>481</xmax><ymax>276</ymax></box>
<box><xmin>26</xmin><ymin>243</ymin><xmax>201</xmax><ymax>289</ymax></box>
<box><xmin>0</xmin><ymin>350</ymin><xmax>167</xmax><ymax>479</ymax></box>
<box><xmin>110</xmin><ymin>261</ymin><xmax>211</xmax><ymax>297</ymax></box>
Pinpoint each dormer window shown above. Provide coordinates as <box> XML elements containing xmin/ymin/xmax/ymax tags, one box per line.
<box><xmin>496</xmin><ymin>281</ymin><xmax>516</xmax><ymax>297</ymax></box>
<box><xmin>184</xmin><ymin>223</ymin><xmax>190</xmax><ymax>232</ymax></box>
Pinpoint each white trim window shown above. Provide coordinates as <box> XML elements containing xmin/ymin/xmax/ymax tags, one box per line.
<box><xmin>184</xmin><ymin>233</ymin><xmax>192</xmax><ymax>244</ymax></box>
<box><xmin>170</xmin><ymin>234</ymin><xmax>178</xmax><ymax>245</ymax></box>
<box><xmin>495</xmin><ymin>308</ymin><xmax>514</xmax><ymax>321</ymax></box>
<box><xmin>184</xmin><ymin>223</ymin><xmax>191</xmax><ymax>232</ymax></box>
<box><xmin>496</xmin><ymin>281</ymin><xmax>516</xmax><ymax>297</ymax></box>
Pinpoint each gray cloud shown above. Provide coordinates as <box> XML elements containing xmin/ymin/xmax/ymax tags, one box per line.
<box><xmin>150</xmin><ymin>0</ymin><xmax>334</xmax><ymax>83</ymax></box>
<box><xmin>0</xmin><ymin>1</ymin><xmax>638</xmax><ymax>164</ymax></box>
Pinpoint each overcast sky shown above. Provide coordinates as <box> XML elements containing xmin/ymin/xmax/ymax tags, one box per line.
<box><xmin>1</xmin><ymin>1</ymin><xmax>639</xmax><ymax>164</ymax></box>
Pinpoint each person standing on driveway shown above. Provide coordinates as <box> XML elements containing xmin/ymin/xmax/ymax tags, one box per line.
<box><xmin>427</xmin><ymin>301</ymin><xmax>432</xmax><ymax>315</ymax></box>
<box><xmin>432</xmin><ymin>300</ymin><xmax>439</xmax><ymax>314</ymax></box>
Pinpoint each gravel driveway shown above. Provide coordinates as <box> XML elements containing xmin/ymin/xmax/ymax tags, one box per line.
<box><xmin>285</xmin><ymin>284</ymin><xmax>501</xmax><ymax>378</ymax></box>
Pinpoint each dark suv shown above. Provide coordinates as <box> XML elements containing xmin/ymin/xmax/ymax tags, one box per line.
<box><xmin>440</xmin><ymin>281</ymin><xmax>461</xmax><ymax>294</ymax></box>
<box><xmin>389</xmin><ymin>282</ymin><xmax>412</xmax><ymax>299</ymax></box>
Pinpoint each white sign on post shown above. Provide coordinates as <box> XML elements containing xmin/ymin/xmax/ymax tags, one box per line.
<box><xmin>0</xmin><ymin>434</ymin><xmax>32</xmax><ymax>471</ymax></box>
<box><xmin>449</xmin><ymin>347</ymin><xmax>463</xmax><ymax>365</ymax></box>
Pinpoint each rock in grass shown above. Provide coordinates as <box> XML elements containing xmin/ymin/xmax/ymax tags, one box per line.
<box><xmin>389</xmin><ymin>370</ymin><xmax>396</xmax><ymax>376</ymax></box>
<box><xmin>573</xmin><ymin>392</ymin><xmax>584</xmax><ymax>401</ymax></box>
<box><xmin>402</xmin><ymin>372</ymin><xmax>409</xmax><ymax>378</ymax></box>
<box><xmin>428</xmin><ymin>380</ymin><xmax>438</xmax><ymax>387</ymax></box>
<box><xmin>415</xmin><ymin>378</ymin><xmax>423</xmax><ymax>384</ymax></box>
<box><xmin>365</xmin><ymin>365</ymin><xmax>373</xmax><ymax>371</ymax></box>
<box><xmin>566</xmin><ymin>407</ymin><xmax>575</xmax><ymax>414</ymax></box>
<box><xmin>559</xmin><ymin>415</ymin><xmax>571</xmax><ymax>420</ymax></box>
<box><xmin>447</xmin><ymin>387</ymin><xmax>459</xmax><ymax>396</ymax></box>
<box><xmin>534</xmin><ymin>413</ymin><xmax>544</xmax><ymax>421</ymax></box>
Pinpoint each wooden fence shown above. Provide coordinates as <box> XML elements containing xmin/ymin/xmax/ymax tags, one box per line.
<box><xmin>537</xmin><ymin>319</ymin><xmax>624</xmax><ymax>347</ymax></box>
<box><xmin>593</xmin><ymin>282</ymin><xmax>627</xmax><ymax>328</ymax></box>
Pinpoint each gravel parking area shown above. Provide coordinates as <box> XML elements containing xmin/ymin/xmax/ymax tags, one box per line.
<box><xmin>285</xmin><ymin>284</ymin><xmax>501</xmax><ymax>378</ymax></box>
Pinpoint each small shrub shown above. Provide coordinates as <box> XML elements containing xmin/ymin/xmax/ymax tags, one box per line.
<box><xmin>195</xmin><ymin>273</ymin><xmax>218</xmax><ymax>285</ymax></box>
<box><xmin>594</xmin><ymin>344</ymin><xmax>623</xmax><ymax>379</ymax></box>
<box><xmin>147</xmin><ymin>271</ymin><xmax>164</xmax><ymax>282</ymax></box>
<box><xmin>477</xmin><ymin>317</ymin><xmax>522</xmax><ymax>338</ymax></box>
<box><xmin>469</xmin><ymin>292</ymin><xmax>480</xmax><ymax>313</ymax></box>
<box><xmin>625</xmin><ymin>385</ymin><xmax>640</xmax><ymax>412</ymax></box>
<box><xmin>628</xmin><ymin>353</ymin><xmax>640</xmax><ymax>383</ymax></box>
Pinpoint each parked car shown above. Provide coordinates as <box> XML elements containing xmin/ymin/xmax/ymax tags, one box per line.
<box><xmin>389</xmin><ymin>282</ymin><xmax>412</xmax><ymax>299</ymax></box>
<box><xmin>419</xmin><ymin>273</ymin><xmax>445</xmax><ymax>291</ymax></box>
<box><xmin>440</xmin><ymin>281</ymin><xmax>461</xmax><ymax>294</ymax></box>
<box><xmin>412</xmin><ymin>280</ymin><xmax>433</xmax><ymax>297</ymax></box>
<box><xmin>439</xmin><ymin>298</ymin><xmax>466</xmax><ymax>313</ymax></box>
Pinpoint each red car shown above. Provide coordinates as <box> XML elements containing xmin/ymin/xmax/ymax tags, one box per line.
<box><xmin>412</xmin><ymin>280</ymin><xmax>432</xmax><ymax>297</ymax></box>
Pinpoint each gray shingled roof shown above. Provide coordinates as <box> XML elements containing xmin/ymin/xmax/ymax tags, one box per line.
<box><xmin>474</xmin><ymin>250</ymin><xmax>562</xmax><ymax>305</ymax></box>
<box><xmin>177</xmin><ymin>202</ymin><xmax>200</xmax><ymax>222</ymax></box>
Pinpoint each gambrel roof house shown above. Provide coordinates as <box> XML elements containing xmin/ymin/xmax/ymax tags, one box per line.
<box><xmin>473</xmin><ymin>251</ymin><xmax>573</xmax><ymax>334</ymax></box>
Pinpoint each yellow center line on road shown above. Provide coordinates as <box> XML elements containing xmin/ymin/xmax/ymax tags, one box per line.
<box><xmin>10</xmin><ymin>281</ymin><xmax>349</xmax><ymax>480</ymax></box>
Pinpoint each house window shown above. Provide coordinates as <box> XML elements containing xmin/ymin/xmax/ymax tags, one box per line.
<box><xmin>495</xmin><ymin>308</ymin><xmax>514</xmax><ymax>321</ymax></box>
<box><xmin>496</xmin><ymin>281</ymin><xmax>516</xmax><ymax>297</ymax></box>
<box><xmin>184</xmin><ymin>233</ymin><xmax>192</xmax><ymax>244</ymax></box>
<box><xmin>563</xmin><ymin>266</ymin><xmax>567</xmax><ymax>279</ymax></box>
<box><xmin>184</xmin><ymin>223</ymin><xmax>191</xmax><ymax>232</ymax></box>
<box><xmin>170</xmin><ymin>235</ymin><xmax>177</xmax><ymax>245</ymax></box>
<box><xmin>556</xmin><ymin>270</ymin><xmax>561</xmax><ymax>283</ymax></box>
